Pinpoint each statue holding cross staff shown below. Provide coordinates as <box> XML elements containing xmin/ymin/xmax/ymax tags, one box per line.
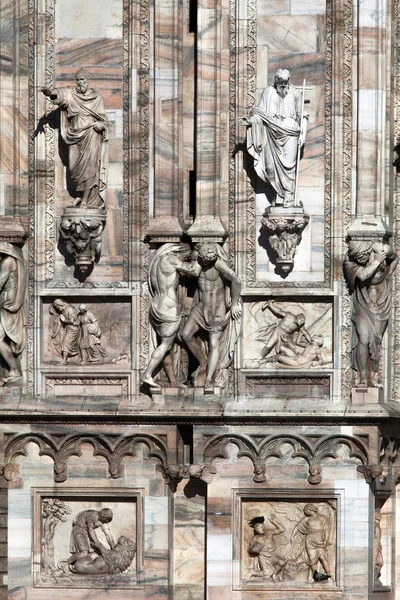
<box><xmin>240</xmin><ymin>69</ymin><xmax>310</xmax><ymax>209</ymax></box>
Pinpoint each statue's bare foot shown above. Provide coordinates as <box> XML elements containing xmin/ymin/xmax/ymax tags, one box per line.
<box><xmin>204</xmin><ymin>381</ymin><xmax>214</xmax><ymax>393</ymax></box>
<box><xmin>173</xmin><ymin>381</ymin><xmax>186</xmax><ymax>389</ymax></box>
<box><xmin>142</xmin><ymin>376</ymin><xmax>161</xmax><ymax>389</ymax></box>
<box><xmin>3</xmin><ymin>371</ymin><xmax>21</xmax><ymax>384</ymax></box>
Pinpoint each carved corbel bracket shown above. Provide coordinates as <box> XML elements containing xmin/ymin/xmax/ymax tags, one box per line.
<box><xmin>59</xmin><ymin>207</ymin><xmax>106</xmax><ymax>275</ymax></box>
<box><xmin>156</xmin><ymin>463</ymin><xmax>217</xmax><ymax>488</ymax></box>
<box><xmin>261</xmin><ymin>209</ymin><xmax>309</xmax><ymax>276</ymax></box>
<box><xmin>357</xmin><ymin>464</ymin><xmax>386</xmax><ymax>485</ymax></box>
<box><xmin>2</xmin><ymin>462</ymin><xmax>20</xmax><ymax>482</ymax></box>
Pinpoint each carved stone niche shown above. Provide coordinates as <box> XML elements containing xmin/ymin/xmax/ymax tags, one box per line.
<box><xmin>242</xmin><ymin>298</ymin><xmax>333</xmax><ymax>371</ymax></box>
<box><xmin>233</xmin><ymin>493</ymin><xmax>338</xmax><ymax>591</ymax></box>
<box><xmin>33</xmin><ymin>488</ymin><xmax>142</xmax><ymax>589</ymax></box>
<box><xmin>261</xmin><ymin>209</ymin><xmax>309</xmax><ymax>277</ymax></box>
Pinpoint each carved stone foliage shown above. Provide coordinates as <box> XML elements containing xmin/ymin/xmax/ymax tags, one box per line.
<box><xmin>4</xmin><ymin>432</ymin><xmax>169</xmax><ymax>483</ymax></box>
<box><xmin>242</xmin><ymin>300</ymin><xmax>332</xmax><ymax>370</ymax></box>
<box><xmin>43</xmin><ymin>299</ymin><xmax>131</xmax><ymax>365</ymax></box>
<box><xmin>41</xmin><ymin>499</ymin><xmax>72</xmax><ymax>577</ymax></box>
<box><xmin>59</xmin><ymin>208</ymin><xmax>106</xmax><ymax>275</ymax></box>
<box><xmin>261</xmin><ymin>212</ymin><xmax>309</xmax><ymax>276</ymax></box>
<box><xmin>202</xmin><ymin>433</ymin><xmax>368</xmax><ymax>485</ymax></box>
<box><xmin>34</xmin><ymin>490</ymin><xmax>139</xmax><ymax>588</ymax></box>
<box><xmin>143</xmin><ymin>241</ymin><xmax>241</xmax><ymax>394</ymax></box>
<box><xmin>241</xmin><ymin>499</ymin><xmax>336</xmax><ymax>588</ymax></box>
<box><xmin>344</xmin><ymin>233</ymin><xmax>398</xmax><ymax>388</ymax></box>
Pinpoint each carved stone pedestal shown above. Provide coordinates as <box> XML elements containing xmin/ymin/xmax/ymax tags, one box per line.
<box><xmin>351</xmin><ymin>386</ymin><xmax>383</xmax><ymax>406</ymax></box>
<box><xmin>59</xmin><ymin>207</ymin><xmax>106</xmax><ymax>274</ymax></box>
<box><xmin>261</xmin><ymin>207</ymin><xmax>309</xmax><ymax>275</ymax></box>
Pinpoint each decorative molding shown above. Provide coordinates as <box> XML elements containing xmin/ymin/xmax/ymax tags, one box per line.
<box><xmin>27</xmin><ymin>0</ymin><xmax>36</xmax><ymax>395</ymax></box>
<box><xmin>393</xmin><ymin>0</ymin><xmax>400</xmax><ymax>402</ymax></box>
<box><xmin>44</xmin><ymin>377</ymin><xmax>128</xmax><ymax>397</ymax></box>
<box><xmin>44</xmin><ymin>0</ymin><xmax>56</xmax><ymax>282</ymax></box>
<box><xmin>201</xmin><ymin>432</ymin><xmax>369</xmax><ymax>484</ymax></box>
<box><xmin>245</xmin><ymin>376</ymin><xmax>331</xmax><ymax>399</ymax></box>
<box><xmin>4</xmin><ymin>432</ymin><xmax>169</xmax><ymax>482</ymax></box>
<box><xmin>122</xmin><ymin>0</ymin><xmax>130</xmax><ymax>281</ymax></box>
<box><xmin>340</xmin><ymin>0</ymin><xmax>354</xmax><ymax>402</ymax></box>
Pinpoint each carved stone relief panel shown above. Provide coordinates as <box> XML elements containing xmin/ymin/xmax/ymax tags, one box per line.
<box><xmin>234</xmin><ymin>495</ymin><xmax>337</xmax><ymax>590</ymax></box>
<box><xmin>33</xmin><ymin>488</ymin><xmax>142</xmax><ymax>589</ymax></box>
<box><xmin>242</xmin><ymin>299</ymin><xmax>332</xmax><ymax>370</ymax></box>
<box><xmin>42</xmin><ymin>298</ymin><xmax>131</xmax><ymax>366</ymax></box>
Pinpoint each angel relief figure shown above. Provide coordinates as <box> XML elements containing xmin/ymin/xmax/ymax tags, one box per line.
<box><xmin>289</xmin><ymin>503</ymin><xmax>334</xmax><ymax>581</ymax></box>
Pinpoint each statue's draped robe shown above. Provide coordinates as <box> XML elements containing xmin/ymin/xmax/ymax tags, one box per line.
<box><xmin>0</xmin><ymin>243</ymin><xmax>26</xmax><ymax>356</ymax></box>
<box><xmin>343</xmin><ymin>259</ymin><xmax>392</xmax><ymax>373</ymax></box>
<box><xmin>80</xmin><ymin>311</ymin><xmax>107</xmax><ymax>361</ymax></box>
<box><xmin>52</xmin><ymin>87</ymin><xmax>108</xmax><ymax>206</ymax></box>
<box><xmin>246</xmin><ymin>85</ymin><xmax>302</xmax><ymax>203</ymax></box>
<box><xmin>291</xmin><ymin>515</ymin><xmax>331</xmax><ymax>567</ymax></box>
<box><xmin>148</xmin><ymin>243</ymin><xmax>187</xmax><ymax>340</ymax></box>
<box><xmin>190</xmin><ymin>246</ymin><xmax>240</xmax><ymax>385</ymax></box>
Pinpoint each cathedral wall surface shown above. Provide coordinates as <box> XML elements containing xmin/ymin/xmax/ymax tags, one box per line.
<box><xmin>1</xmin><ymin>0</ymin><xmax>400</xmax><ymax>596</ymax></box>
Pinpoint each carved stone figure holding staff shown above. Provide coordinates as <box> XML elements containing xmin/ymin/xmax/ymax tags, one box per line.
<box><xmin>42</xmin><ymin>68</ymin><xmax>108</xmax><ymax>208</ymax></box>
<box><xmin>240</xmin><ymin>69</ymin><xmax>308</xmax><ymax>208</ymax></box>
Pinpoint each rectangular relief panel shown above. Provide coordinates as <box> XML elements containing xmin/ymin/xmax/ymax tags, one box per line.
<box><xmin>41</xmin><ymin>297</ymin><xmax>131</xmax><ymax>366</ymax></box>
<box><xmin>241</xmin><ymin>297</ymin><xmax>333</xmax><ymax>370</ymax></box>
<box><xmin>233</xmin><ymin>490</ymin><xmax>341</xmax><ymax>591</ymax></box>
<box><xmin>32</xmin><ymin>488</ymin><xmax>143</xmax><ymax>589</ymax></box>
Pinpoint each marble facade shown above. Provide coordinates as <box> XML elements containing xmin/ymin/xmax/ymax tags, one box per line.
<box><xmin>1</xmin><ymin>0</ymin><xmax>400</xmax><ymax>598</ymax></box>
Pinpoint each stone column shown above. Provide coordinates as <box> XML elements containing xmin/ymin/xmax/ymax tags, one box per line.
<box><xmin>354</xmin><ymin>0</ymin><xmax>391</xmax><ymax>217</ymax></box>
<box><xmin>186</xmin><ymin>0</ymin><xmax>227</xmax><ymax>243</ymax></box>
<box><xmin>146</xmin><ymin>0</ymin><xmax>185</xmax><ymax>241</ymax></box>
